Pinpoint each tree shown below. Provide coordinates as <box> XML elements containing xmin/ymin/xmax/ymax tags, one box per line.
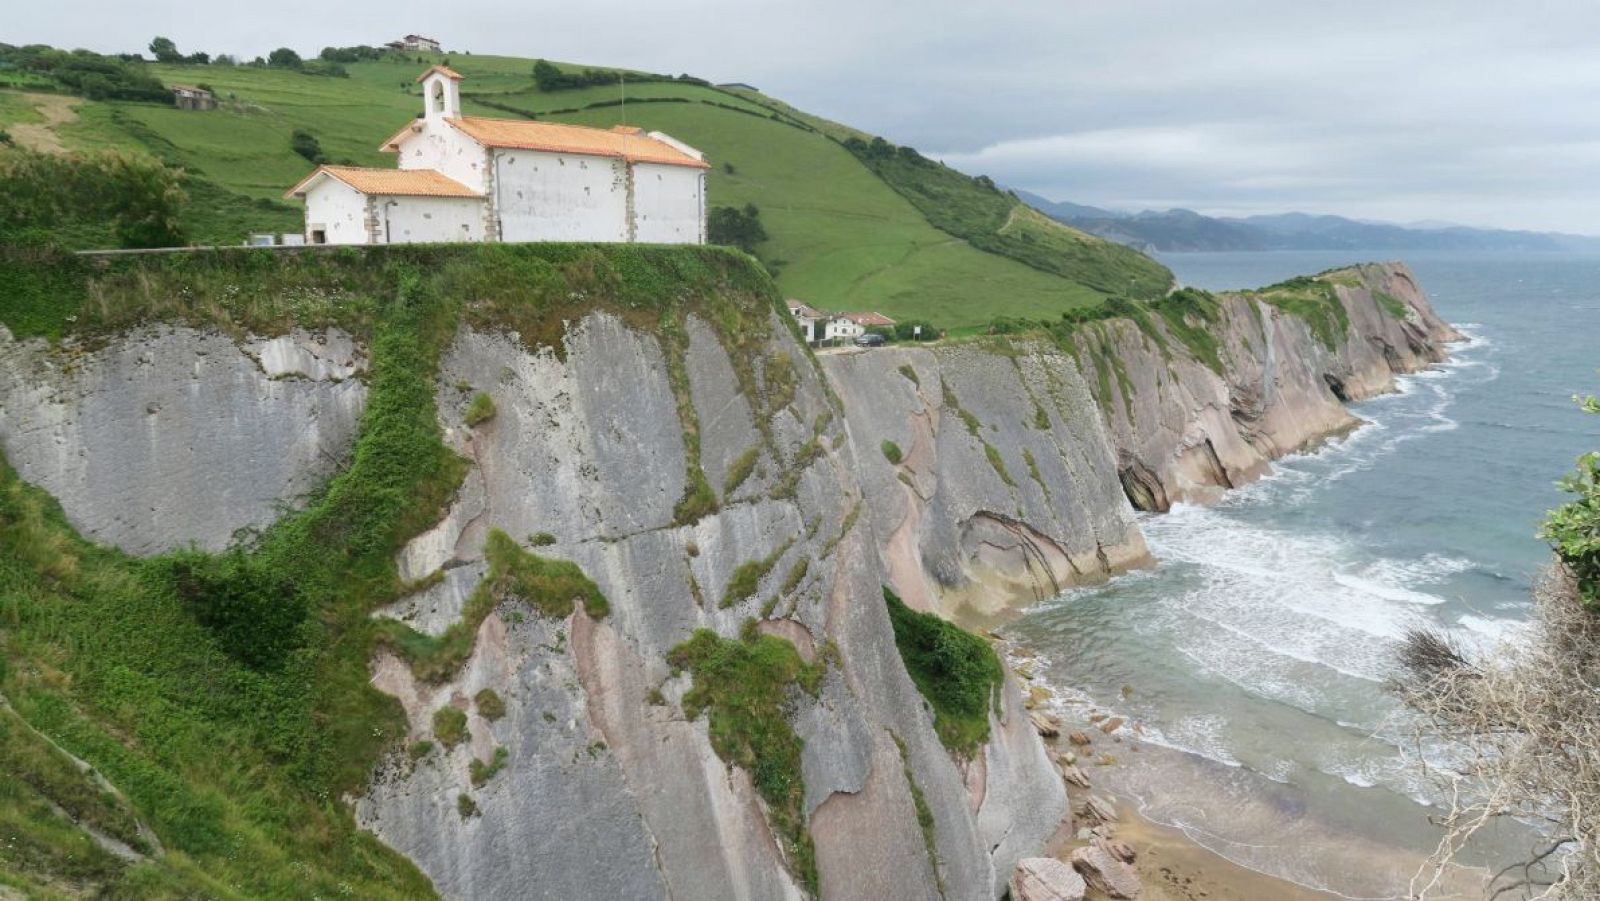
<box><xmin>149</xmin><ymin>36</ymin><xmax>182</xmax><ymax>63</ymax></box>
<box><xmin>267</xmin><ymin>47</ymin><xmax>303</xmax><ymax>69</ymax></box>
<box><xmin>707</xmin><ymin>204</ymin><xmax>767</xmax><ymax>254</ymax></box>
<box><xmin>289</xmin><ymin>129</ymin><xmax>324</xmax><ymax>164</ymax></box>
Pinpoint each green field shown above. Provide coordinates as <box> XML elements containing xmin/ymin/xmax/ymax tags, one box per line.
<box><xmin>0</xmin><ymin>50</ymin><xmax>1173</xmax><ymax>328</ymax></box>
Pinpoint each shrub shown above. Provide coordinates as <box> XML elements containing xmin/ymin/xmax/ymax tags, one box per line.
<box><xmin>720</xmin><ymin>540</ymin><xmax>794</xmax><ymax>608</ymax></box>
<box><xmin>1</xmin><ymin>148</ymin><xmax>187</xmax><ymax>248</ymax></box>
<box><xmin>1543</xmin><ymin>392</ymin><xmax>1600</xmax><ymax>607</ymax></box>
<box><xmin>884</xmin><ymin>587</ymin><xmax>1002</xmax><ymax>756</ymax></box>
<box><xmin>456</xmin><ymin>793</ymin><xmax>479</xmax><ymax>818</ymax></box>
<box><xmin>528</xmin><ymin>532</ymin><xmax>556</xmax><ymax>547</ymax></box>
<box><xmin>158</xmin><ymin>547</ymin><xmax>308</xmax><ymax>671</ymax></box>
<box><xmin>469</xmin><ymin>746</ymin><xmax>509</xmax><ymax>787</ymax></box>
<box><xmin>290</xmin><ymin>129</ymin><xmax>325</xmax><ymax>164</ymax></box>
<box><xmin>707</xmin><ymin>204</ymin><xmax>768</xmax><ymax>254</ymax></box>
<box><xmin>407</xmin><ymin>740</ymin><xmax>434</xmax><ymax>760</ymax></box>
<box><xmin>463</xmin><ymin>391</ymin><xmax>496</xmax><ymax>426</ymax></box>
<box><xmin>267</xmin><ymin>47</ymin><xmax>303</xmax><ymax>69</ymax></box>
<box><xmin>724</xmin><ymin>445</ymin><xmax>761</xmax><ymax>495</ymax></box>
<box><xmin>881</xmin><ymin>440</ymin><xmax>903</xmax><ymax>464</ymax></box>
<box><xmin>433</xmin><ymin>706</ymin><xmax>468</xmax><ymax>748</ymax></box>
<box><xmin>474</xmin><ymin>689</ymin><xmax>506</xmax><ymax>721</ymax></box>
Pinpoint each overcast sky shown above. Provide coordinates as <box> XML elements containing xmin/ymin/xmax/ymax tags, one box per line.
<box><xmin>15</xmin><ymin>1</ymin><xmax>1600</xmax><ymax>233</ymax></box>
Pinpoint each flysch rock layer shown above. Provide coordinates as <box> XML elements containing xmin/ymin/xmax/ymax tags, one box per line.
<box><xmin>823</xmin><ymin>261</ymin><xmax>1459</xmax><ymax>620</ymax></box>
<box><xmin>0</xmin><ymin>324</ymin><xmax>366</xmax><ymax>555</ymax></box>
<box><xmin>362</xmin><ymin>311</ymin><xmax>1065</xmax><ymax>900</ymax></box>
<box><xmin>823</xmin><ymin>339</ymin><xmax>1149</xmax><ymax>622</ymax></box>
<box><xmin>1082</xmin><ymin>261</ymin><xmax>1460</xmax><ymax>511</ymax></box>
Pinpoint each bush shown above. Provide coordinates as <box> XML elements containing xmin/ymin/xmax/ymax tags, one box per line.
<box><xmin>267</xmin><ymin>47</ymin><xmax>303</xmax><ymax>69</ymax></box>
<box><xmin>1543</xmin><ymin>392</ymin><xmax>1600</xmax><ymax>607</ymax></box>
<box><xmin>290</xmin><ymin>129</ymin><xmax>325</xmax><ymax>164</ymax></box>
<box><xmin>475</xmin><ymin>689</ymin><xmax>506</xmax><ymax>721</ymax></box>
<box><xmin>707</xmin><ymin>204</ymin><xmax>768</xmax><ymax>254</ymax></box>
<box><xmin>528</xmin><ymin>532</ymin><xmax>556</xmax><ymax>547</ymax></box>
<box><xmin>432</xmin><ymin>706</ymin><xmax>468</xmax><ymax>748</ymax></box>
<box><xmin>463</xmin><ymin>391</ymin><xmax>496</xmax><ymax>426</ymax></box>
<box><xmin>883</xmin><ymin>587</ymin><xmax>1003</xmax><ymax>756</ymax></box>
<box><xmin>468</xmin><ymin>746</ymin><xmax>509</xmax><ymax>787</ymax></box>
<box><xmin>158</xmin><ymin>548</ymin><xmax>308</xmax><ymax>670</ymax></box>
<box><xmin>881</xmin><ymin>440</ymin><xmax>903</xmax><ymax>464</ymax></box>
<box><xmin>0</xmin><ymin>148</ymin><xmax>187</xmax><ymax>248</ymax></box>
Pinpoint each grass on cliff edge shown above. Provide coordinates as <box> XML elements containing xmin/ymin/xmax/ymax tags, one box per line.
<box><xmin>884</xmin><ymin>587</ymin><xmax>1003</xmax><ymax>757</ymax></box>
<box><xmin>0</xmin><ymin>242</ymin><xmax>780</xmax><ymax>895</ymax></box>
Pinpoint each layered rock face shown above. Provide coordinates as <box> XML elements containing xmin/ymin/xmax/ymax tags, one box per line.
<box><xmin>359</xmin><ymin>312</ymin><xmax>1064</xmax><ymax>900</ymax></box>
<box><xmin>0</xmin><ymin>325</ymin><xmax>366</xmax><ymax>554</ymax></box>
<box><xmin>823</xmin><ymin>261</ymin><xmax>1459</xmax><ymax>618</ymax></box>
<box><xmin>823</xmin><ymin>341</ymin><xmax>1148</xmax><ymax>622</ymax></box>
<box><xmin>1080</xmin><ymin>261</ymin><xmax>1459</xmax><ymax>510</ymax></box>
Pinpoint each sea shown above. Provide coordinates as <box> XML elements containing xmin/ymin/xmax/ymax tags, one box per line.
<box><xmin>1003</xmin><ymin>250</ymin><xmax>1600</xmax><ymax>898</ymax></box>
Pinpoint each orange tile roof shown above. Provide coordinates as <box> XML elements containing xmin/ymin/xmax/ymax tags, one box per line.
<box><xmin>284</xmin><ymin>165</ymin><xmax>482</xmax><ymax>199</ymax></box>
<box><xmin>445</xmin><ymin>117</ymin><xmax>710</xmax><ymax>168</ymax></box>
<box><xmin>841</xmin><ymin>311</ymin><xmax>897</xmax><ymax>327</ymax></box>
<box><xmin>415</xmin><ymin>64</ymin><xmax>464</xmax><ymax>82</ymax></box>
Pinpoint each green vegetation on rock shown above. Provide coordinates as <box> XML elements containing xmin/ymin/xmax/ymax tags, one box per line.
<box><xmin>433</xmin><ymin>706</ymin><xmax>468</xmax><ymax>748</ymax></box>
<box><xmin>475</xmin><ymin>689</ymin><xmax>506</xmax><ymax>721</ymax></box>
<box><xmin>1251</xmin><ymin>275</ymin><xmax>1351</xmax><ymax>351</ymax></box>
<box><xmin>468</xmin><ymin>746</ymin><xmax>509</xmax><ymax>787</ymax></box>
<box><xmin>721</xmin><ymin>539</ymin><xmax>795</xmax><ymax>608</ymax></box>
<box><xmin>377</xmin><ymin>527</ymin><xmax>608</xmax><ymax>683</ymax></box>
<box><xmin>881</xmin><ymin>439</ymin><xmax>904</xmax><ymax>464</ymax></box>
<box><xmin>884</xmin><ymin>588</ymin><xmax>1003</xmax><ymax>757</ymax></box>
<box><xmin>667</xmin><ymin>623</ymin><xmax>824</xmax><ymax>894</ymax></box>
<box><xmin>463</xmin><ymin>391</ymin><xmax>497</xmax><ymax>427</ymax></box>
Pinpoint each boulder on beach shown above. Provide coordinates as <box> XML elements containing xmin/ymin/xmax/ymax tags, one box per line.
<box><xmin>1083</xmin><ymin>794</ymin><xmax>1118</xmax><ymax>824</ymax></box>
<box><xmin>1067</xmin><ymin>731</ymin><xmax>1093</xmax><ymax>746</ymax></box>
<box><xmin>1010</xmin><ymin>857</ymin><xmax>1088</xmax><ymax>901</ymax></box>
<box><xmin>1070</xmin><ymin>844</ymin><xmax>1142</xmax><ymax>898</ymax></box>
<box><xmin>1029</xmin><ymin>711</ymin><xmax>1061</xmax><ymax>737</ymax></box>
<box><xmin>1059</xmin><ymin>763</ymin><xmax>1092</xmax><ymax>788</ymax></box>
<box><xmin>1093</xmin><ymin>834</ymin><xmax>1137</xmax><ymax>863</ymax></box>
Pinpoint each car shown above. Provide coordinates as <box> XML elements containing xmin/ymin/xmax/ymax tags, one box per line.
<box><xmin>854</xmin><ymin>333</ymin><xmax>886</xmax><ymax>347</ymax></box>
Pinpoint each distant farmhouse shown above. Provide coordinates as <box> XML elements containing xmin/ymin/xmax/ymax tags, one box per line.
<box><xmin>285</xmin><ymin>66</ymin><xmax>709</xmax><ymax>246</ymax></box>
<box><xmin>170</xmin><ymin>84</ymin><xmax>215</xmax><ymax>110</ymax></box>
<box><xmin>787</xmin><ymin>301</ymin><xmax>896</xmax><ymax>345</ymax></box>
<box><xmin>386</xmin><ymin>34</ymin><xmax>442</xmax><ymax>52</ymax></box>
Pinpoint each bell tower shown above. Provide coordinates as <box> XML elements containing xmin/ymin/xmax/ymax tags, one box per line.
<box><xmin>417</xmin><ymin>65</ymin><xmax>463</xmax><ymax>120</ymax></box>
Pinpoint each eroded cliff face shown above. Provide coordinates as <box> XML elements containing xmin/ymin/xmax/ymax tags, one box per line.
<box><xmin>0</xmin><ymin>324</ymin><xmax>366</xmax><ymax>554</ymax></box>
<box><xmin>823</xmin><ymin>261</ymin><xmax>1459</xmax><ymax>619</ymax></box>
<box><xmin>1080</xmin><ymin>261</ymin><xmax>1460</xmax><ymax>511</ymax></box>
<box><xmin>822</xmin><ymin>341</ymin><xmax>1148</xmax><ymax>623</ymax></box>
<box><xmin>0</xmin><ymin>255</ymin><xmax>1456</xmax><ymax>900</ymax></box>
<box><xmin>358</xmin><ymin>312</ymin><xmax>1064</xmax><ymax>900</ymax></box>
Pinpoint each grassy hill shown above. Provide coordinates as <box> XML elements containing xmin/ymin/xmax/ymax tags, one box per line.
<box><xmin>0</xmin><ymin>49</ymin><xmax>1173</xmax><ymax>328</ymax></box>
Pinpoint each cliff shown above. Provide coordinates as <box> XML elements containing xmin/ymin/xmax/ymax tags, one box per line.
<box><xmin>823</xmin><ymin>261</ymin><xmax>1459</xmax><ymax>619</ymax></box>
<box><xmin>0</xmin><ymin>249</ymin><xmax>1455</xmax><ymax>898</ymax></box>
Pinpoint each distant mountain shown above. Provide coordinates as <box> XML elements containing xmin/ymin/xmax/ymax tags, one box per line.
<box><xmin>1012</xmin><ymin>191</ymin><xmax>1123</xmax><ymax>222</ymax></box>
<box><xmin>1016</xmin><ymin>196</ymin><xmax>1600</xmax><ymax>253</ymax></box>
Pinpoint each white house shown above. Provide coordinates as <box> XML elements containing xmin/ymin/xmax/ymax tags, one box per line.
<box><xmin>786</xmin><ymin>300</ymin><xmax>827</xmax><ymax>344</ymax></box>
<box><xmin>387</xmin><ymin>34</ymin><xmax>443</xmax><ymax>52</ymax></box>
<box><xmin>286</xmin><ymin>66</ymin><xmax>709</xmax><ymax>246</ymax></box>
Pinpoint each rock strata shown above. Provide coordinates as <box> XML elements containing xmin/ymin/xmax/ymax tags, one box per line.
<box><xmin>1010</xmin><ymin>857</ymin><xmax>1088</xmax><ymax>901</ymax></box>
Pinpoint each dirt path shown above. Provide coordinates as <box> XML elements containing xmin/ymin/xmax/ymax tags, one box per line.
<box><xmin>10</xmin><ymin>93</ymin><xmax>80</xmax><ymax>153</ymax></box>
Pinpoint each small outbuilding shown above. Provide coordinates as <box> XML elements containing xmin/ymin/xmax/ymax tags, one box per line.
<box><xmin>171</xmin><ymin>84</ymin><xmax>216</xmax><ymax>111</ymax></box>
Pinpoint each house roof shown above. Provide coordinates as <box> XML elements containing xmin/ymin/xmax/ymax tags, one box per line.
<box><xmin>840</xmin><ymin>312</ymin><xmax>897</xmax><ymax>327</ymax></box>
<box><xmin>415</xmin><ymin>64</ymin><xmax>463</xmax><ymax>83</ymax></box>
<box><xmin>430</xmin><ymin>117</ymin><xmax>710</xmax><ymax>168</ymax></box>
<box><xmin>284</xmin><ymin>165</ymin><xmax>482</xmax><ymax>199</ymax></box>
<box><xmin>787</xmin><ymin>300</ymin><xmax>828</xmax><ymax>320</ymax></box>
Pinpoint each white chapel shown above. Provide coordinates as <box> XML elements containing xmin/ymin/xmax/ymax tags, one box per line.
<box><xmin>286</xmin><ymin>65</ymin><xmax>709</xmax><ymax>245</ymax></box>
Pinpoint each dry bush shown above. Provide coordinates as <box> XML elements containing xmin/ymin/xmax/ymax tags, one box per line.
<box><xmin>1393</xmin><ymin>565</ymin><xmax>1600</xmax><ymax>899</ymax></box>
